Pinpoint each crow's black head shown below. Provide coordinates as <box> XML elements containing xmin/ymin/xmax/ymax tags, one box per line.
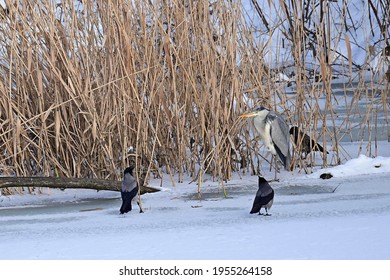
<box><xmin>289</xmin><ymin>126</ymin><xmax>300</xmax><ymax>135</ymax></box>
<box><xmin>124</xmin><ymin>166</ymin><xmax>134</xmax><ymax>176</ymax></box>
<box><xmin>258</xmin><ymin>176</ymin><xmax>268</xmax><ymax>185</ymax></box>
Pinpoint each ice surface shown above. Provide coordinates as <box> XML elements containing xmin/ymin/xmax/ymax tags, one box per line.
<box><xmin>1</xmin><ymin>144</ymin><xmax>390</xmax><ymax>260</ymax></box>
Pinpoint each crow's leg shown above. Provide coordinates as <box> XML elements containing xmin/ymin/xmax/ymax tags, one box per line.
<box><xmin>137</xmin><ymin>201</ymin><xmax>144</xmax><ymax>213</ymax></box>
<box><xmin>264</xmin><ymin>208</ymin><xmax>271</xmax><ymax>216</ymax></box>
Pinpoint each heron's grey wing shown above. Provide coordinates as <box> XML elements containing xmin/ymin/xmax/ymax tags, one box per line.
<box><xmin>267</xmin><ymin>112</ymin><xmax>289</xmax><ymax>154</ymax></box>
<box><xmin>267</xmin><ymin>112</ymin><xmax>291</xmax><ymax>168</ymax></box>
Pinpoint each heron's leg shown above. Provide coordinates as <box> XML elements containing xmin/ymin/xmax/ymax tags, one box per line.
<box><xmin>273</xmin><ymin>155</ymin><xmax>279</xmax><ymax>181</ymax></box>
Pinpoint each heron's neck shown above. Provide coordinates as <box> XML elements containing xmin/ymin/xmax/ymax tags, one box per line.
<box><xmin>253</xmin><ymin>112</ymin><xmax>268</xmax><ymax>135</ymax></box>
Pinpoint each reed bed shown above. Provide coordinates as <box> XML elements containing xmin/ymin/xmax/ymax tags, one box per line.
<box><xmin>0</xmin><ymin>0</ymin><xmax>389</xmax><ymax>194</ymax></box>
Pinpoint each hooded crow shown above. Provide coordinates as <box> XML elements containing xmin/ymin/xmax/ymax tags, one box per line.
<box><xmin>120</xmin><ymin>166</ymin><xmax>143</xmax><ymax>214</ymax></box>
<box><xmin>250</xmin><ymin>176</ymin><xmax>274</xmax><ymax>215</ymax></box>
<box><xmin>289</xmin><ymin>126</ymin><xmax>328</xmax><ymax>159</ymax></box>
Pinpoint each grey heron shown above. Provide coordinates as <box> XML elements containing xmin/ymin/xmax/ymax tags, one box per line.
<box><xmin>250</xmin><ymin>176</ymin><xmax>274</xmax><ymax>215</ymax></box>
<box><xmin>120</xmin><ymin>166</ymin><xmax>143</xmax><ymax>214</ymax></box>
<box><xmin>240</xmin><ymin>106</ymin><xmax>292</xmax><ymax>178</ymax></box>
<box><xmin>289</xmin><ymin>126</ymin><xmax>328</xmax><ymax>159</ymax></box>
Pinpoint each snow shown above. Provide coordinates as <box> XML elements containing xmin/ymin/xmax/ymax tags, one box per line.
<box><xmin>1</xmin><ymin>0</ymin><xmax>389</xmax><ymax>268</ymax></box>
<box><xmin>1</xmin><ymin>142</ymin><xmax>390</xmax><ymax>260</ymax></box>
<box><xmin>308</xmin><ymin>154</ymin><xmax>390</xmax><ymax>178</ymax></box>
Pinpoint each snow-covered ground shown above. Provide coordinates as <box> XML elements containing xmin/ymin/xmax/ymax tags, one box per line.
<box><xmin>1</xmin><ymin>142</ymin><xmax>390</xmax><ymax>260</ymax></box>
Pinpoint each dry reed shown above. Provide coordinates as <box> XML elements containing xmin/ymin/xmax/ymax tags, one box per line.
<box><xmin>0</xmin><ymin>0</ymin><xmax>388</xmax><ymax>194</ymax></box>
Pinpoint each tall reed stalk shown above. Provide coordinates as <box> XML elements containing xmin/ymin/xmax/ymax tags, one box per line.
<box><xmin>0</xmin><ymin>0</ymin><xmax>388</xmax><ymax>194</ymax></box>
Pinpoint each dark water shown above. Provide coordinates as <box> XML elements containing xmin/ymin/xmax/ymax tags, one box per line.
<box><xmin>0</xmin><ymin>197</ymin><xmax>119</xmax><ymax>217</ymax></box>
<box><xmin>182</xmin><ymin>182</ymin><xmax>336</xmax><ymax>201</ymax></box>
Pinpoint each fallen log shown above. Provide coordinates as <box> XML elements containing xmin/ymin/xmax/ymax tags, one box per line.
<box><xmin>0</xmin><ymin>177</ymin><xmax>160</xmax><ymax>195</ymax></box>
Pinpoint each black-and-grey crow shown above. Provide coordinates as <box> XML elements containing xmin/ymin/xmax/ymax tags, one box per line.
<box><xmin>120</xmin><ymin>166</ymin><xmax>143</xmax><ymax>214</ymax></box>
<box><xmin>250</xmin><ymin>176</ymin><xmax>274</xmax><ymax>215</ymax></box>
<box><xmin>289</xmin><ymin>126</ymin><xmax>328</xmax><ymax>159</ymax></box>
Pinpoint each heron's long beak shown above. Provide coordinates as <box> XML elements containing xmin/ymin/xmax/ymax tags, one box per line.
<box><xmin>239</xmin><ymin>112</ymin><xmax>257</xmax><ymax>118</ymax></box>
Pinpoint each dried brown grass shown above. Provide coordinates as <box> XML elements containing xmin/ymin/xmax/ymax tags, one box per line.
<box><xmin>0</xmin><ymin>0</ymin><xmax>388</xmax><ymax>194</ymax></box>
